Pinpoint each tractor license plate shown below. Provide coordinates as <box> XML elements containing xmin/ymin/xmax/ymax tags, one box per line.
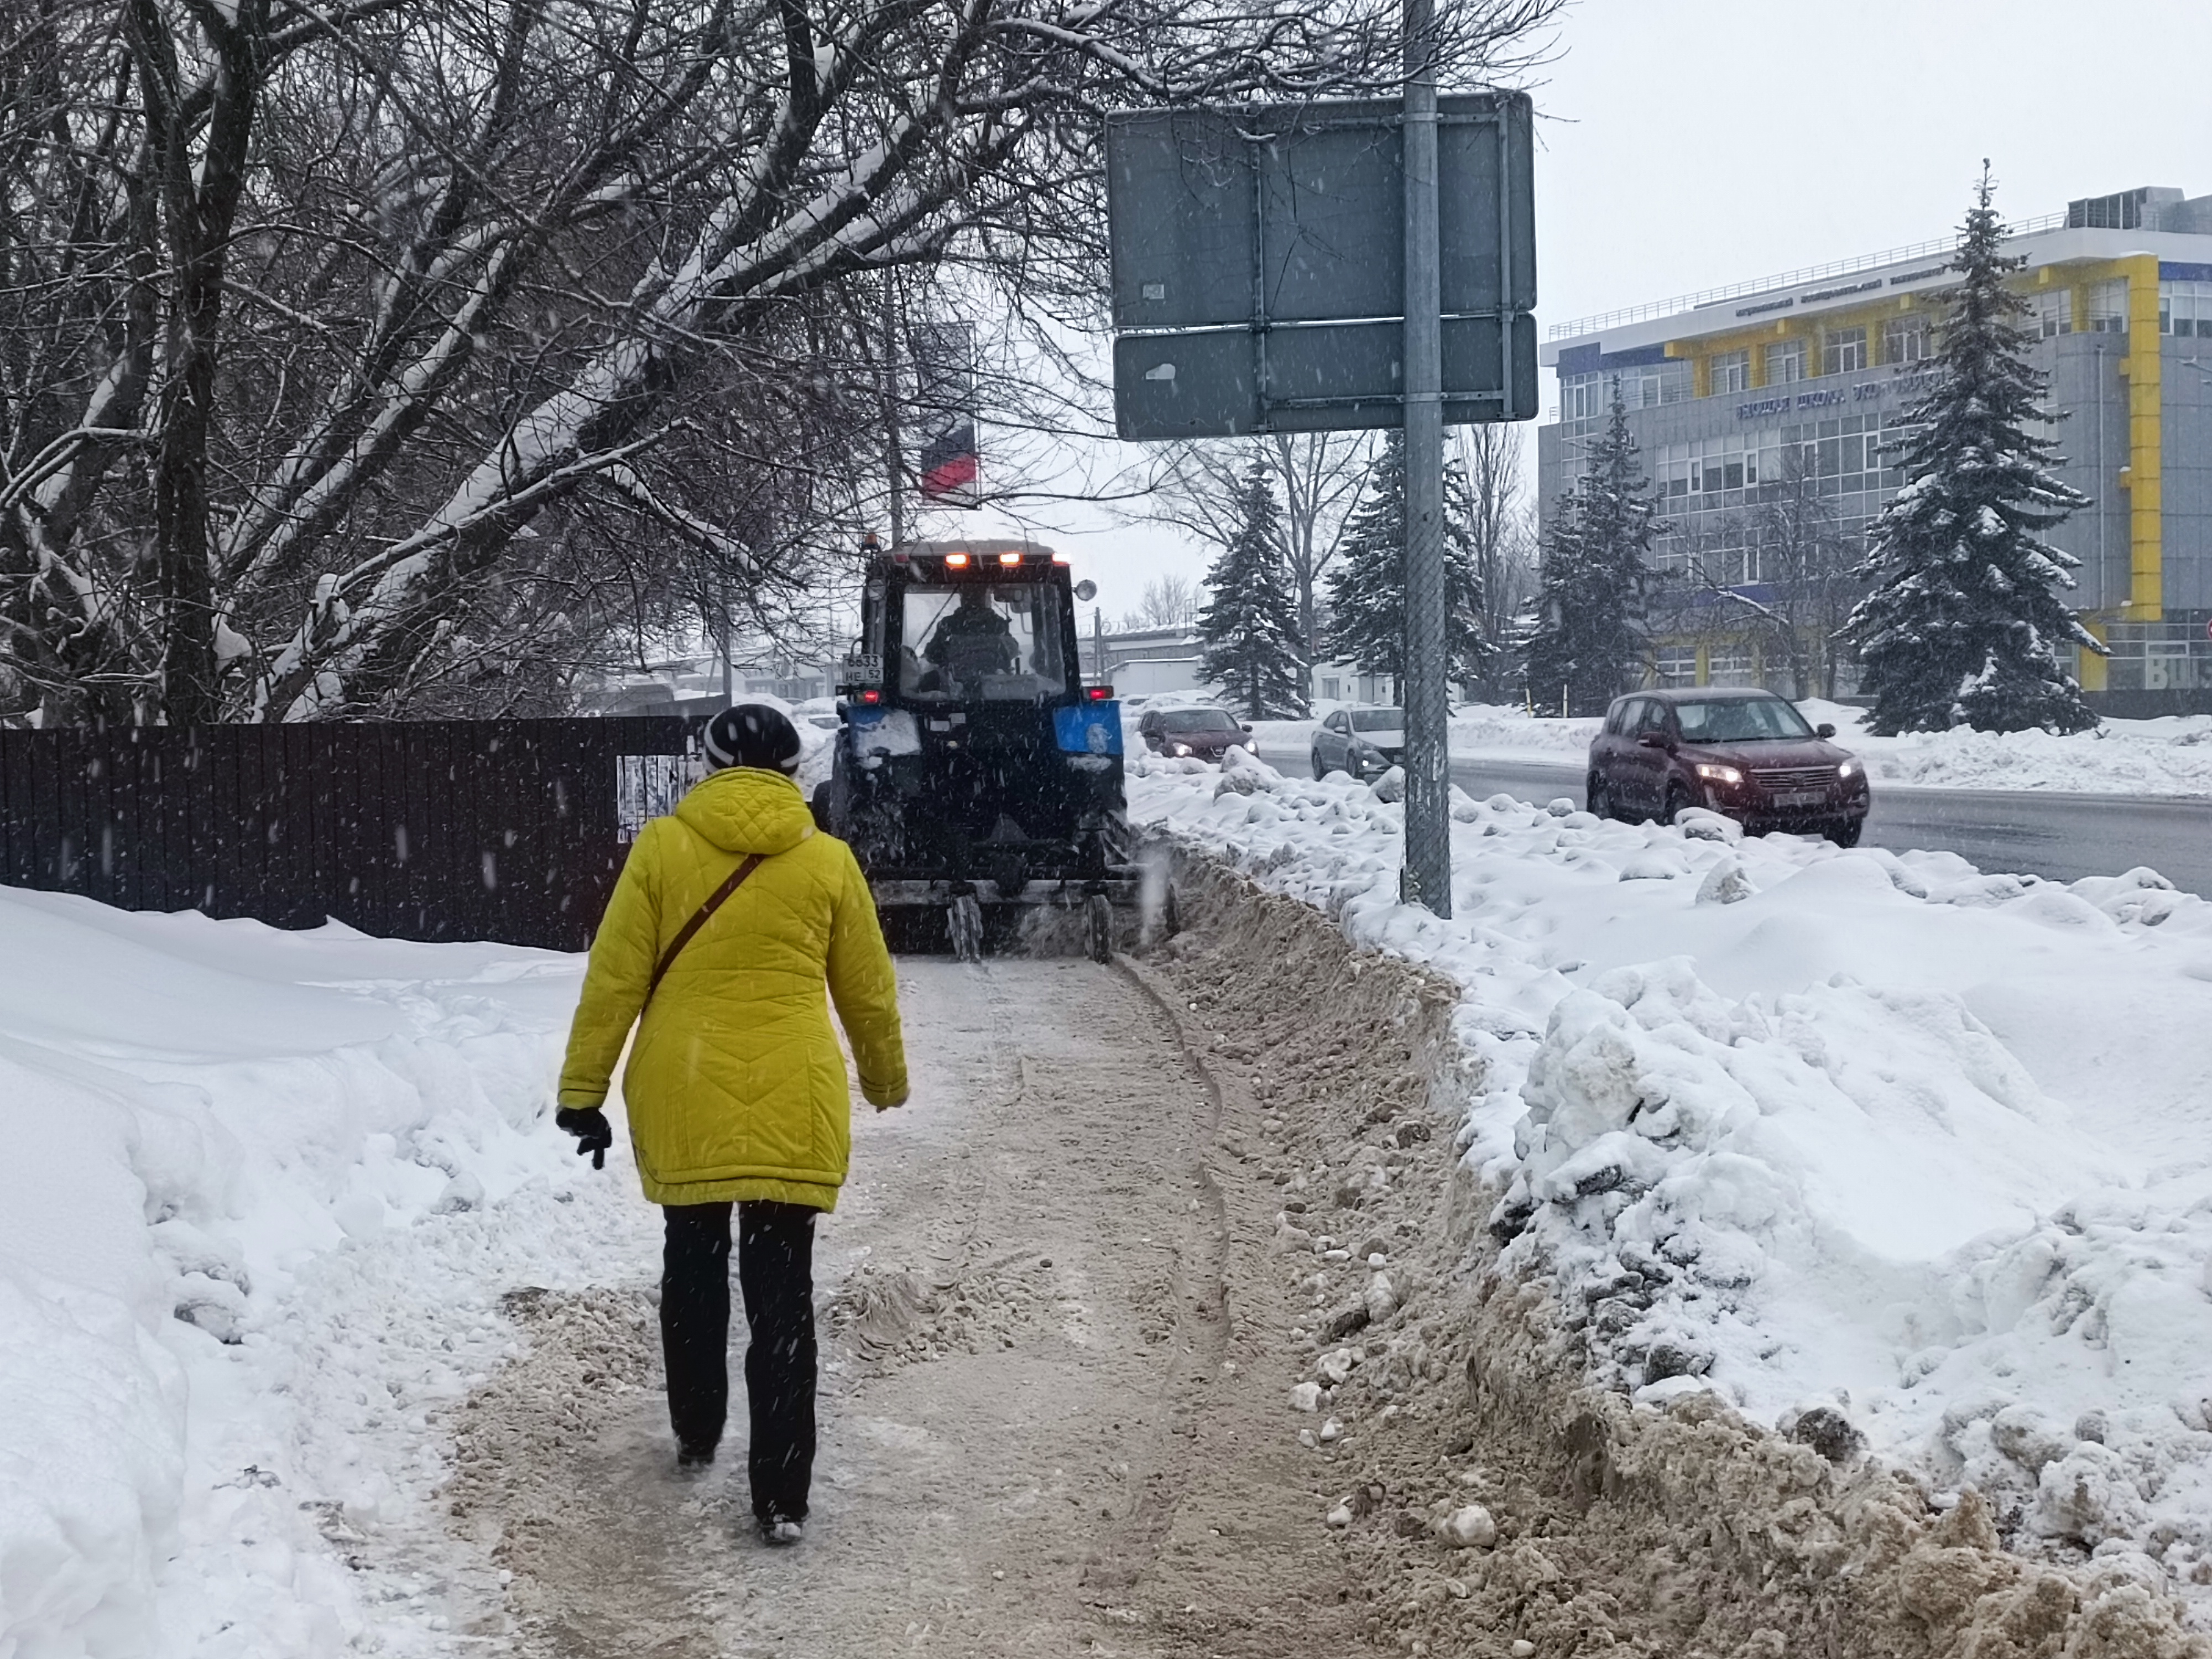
<box><xmin>1772</xmin><ymin>789</ymin><xmax>1825</xmax><ymax>809</ymax></box>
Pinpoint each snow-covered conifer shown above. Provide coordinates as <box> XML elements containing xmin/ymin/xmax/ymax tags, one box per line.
<box><xmin>1198</xmin><ymin>460</ymin><xmax>1310</xmax><ymax>718</ymax></box>
<box><xmin>1521</xmin><ymin>382</ymin><xmax>1658</xmax><ymax>715</ymax></box>
<box><xmin>1324</xmin><ymin>431</ymin><xmax>1486</xmax><ymax>692</ymax></box>
<box><xmin>1844</xmin><ymin>168</ymin><xmax>2101</xmax><ymax>734</ymax></box>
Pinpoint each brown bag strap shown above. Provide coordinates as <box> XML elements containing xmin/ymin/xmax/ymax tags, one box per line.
<box><xmin>643</xmin><ymin>853</ymin><xmax>763</xmax><ymax>1008</ymax></box>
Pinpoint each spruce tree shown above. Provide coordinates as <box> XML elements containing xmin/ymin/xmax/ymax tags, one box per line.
<box><xmin>1324</xmin><ymin>430</ymin><xmax>1486</xmax><ymax>693</ymax></box>
<box><xmin>1844</xmin><ymin>168</ymin><xmax>2101</xmax><ymax>734</ymax></box>
<box><xmin>1522</xmin><ymin>382</ymin><xmax>1659</xmax><ymax>716</ymax></box>
<box><xmin>1198</xmin><ymin>459</ymin><xmax>1310</xmax><ymax>718</ymax></box>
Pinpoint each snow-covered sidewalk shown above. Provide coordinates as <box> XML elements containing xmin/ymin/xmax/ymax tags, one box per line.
<box><xmin>0</xmin><ymin>887</ymin><xmax>1363</xmax><ymax>1657</ymax></box>
<box><xmin>1134</xmin><ymin>749</ymin><xmax>2212</xmax><ymax>1599</ymax></box>
<box><xmin>1243</xmin><ymin>700</ymin><xmax>2212</xmax><ymax>796</ymax></box>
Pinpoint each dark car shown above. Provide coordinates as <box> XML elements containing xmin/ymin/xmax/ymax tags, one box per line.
<box><xmin>1138</xmin><ymin>704</ymin><xmax>1253</xmax><ymax>760</ymax></box>
<box><xmin>1586</xmin><ymin>688</ymin><xmax>1871</xmax><ymax>845</ymax></box>
<box><xmin>1311</xmin><ymin>706</ymin><xmax>1406</xmax><ymax>780</ymax></box>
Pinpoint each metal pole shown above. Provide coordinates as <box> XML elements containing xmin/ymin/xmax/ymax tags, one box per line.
<box><xmin>721</xmin><ymin>562</ymin><xmax>734</xmax><ymax>706</ymax></box>
<box><xmin>883</xmin><ymin>275</ymin><xmax>905</xmax><ymax>549</ymax></box>
<box><xmin>1399</xmin><ymin>0</ymin><xmax>1450</xmax><ymax>916</ymax></box>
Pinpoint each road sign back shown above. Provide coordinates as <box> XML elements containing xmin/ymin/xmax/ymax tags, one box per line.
<box><xmin>1107</xmin><ymin>91</ymin><xmax>1535</xmax><ymax>437</ymax></box>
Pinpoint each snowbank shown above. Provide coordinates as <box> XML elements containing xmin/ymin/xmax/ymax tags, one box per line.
<box><xmin>1250</xmin><ymin>706</ymin><xmax>1601</xmax><ymax>773</ymax></box>
<box><xmin>0</xmin><ymin>888</ymin><xmax>639</xmax><ymax>1657</ymax></box>
<box><xmin>1261</xmin><ymin>699</ymin><xmax>2212</xmax><ymax>796</ymax></box>
<box><xmin>1129</xmin><ymin>751</ymin><xmax>2212</xmax><ymax>1599</ymax></box>
<box><xmin>1799</xmin><ymin>698</ymin><xmax>2212</xmax><ymax>797</ymax></box>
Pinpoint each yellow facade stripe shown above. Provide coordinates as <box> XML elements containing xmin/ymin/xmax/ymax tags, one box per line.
<box><xmin>2121</xmin><ymin>254</ymin><xmax>2162</xmax><ymax>620</ymax></box>
<box><xmin>2078</xmin><ymin>619</ymin><xmax>2109</xmax><ymax>692</ymax></box>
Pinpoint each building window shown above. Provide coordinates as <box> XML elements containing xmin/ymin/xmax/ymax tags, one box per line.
<box><xmin>1320</xmin><ymin>676</ymin><xmax>1340</xmax><ymax>701</ymax></box>
<box><xmin>1618</xmin><ymin>362</ymin><xmax>1692</xmax><ymax>408</ymax></box>
<box><xmin>2084</xmin><ymin>279</ymin><xmax>2127</xmax><ymax>333</ymax></box>
<box><xmin>2033</xmin><ymin>289</ymin><xmax>2072</xmax><ymax>338</ymax></box>
<box><xmin>1654</xmin><ymin>647</ymin><xmax>1697</xmax><ymax>687</ymax></box>
<box><xmin>1707</xmin><ymin>647</ymin><xmax>1757</xmax><ymax>687</ymax></box>
<box><xmin>1765</xmin><ymin>340</ymin><xmax>1806</xmax><ymax>385</ymax></box>
<box><xmin>2162</xmin><ymin>280</ymin><xmax>2212</xmax><ymax>337</ymax></box>
<box><xmin>1709</xmin><ymin>350</ymin><xmax>1749</xmax><ymax>395</ymax></box>
<box><xmin>1883</xmin><ymin>316</ymin><xmax>1931</xmax><ymax>363</ymax></box>
<box><xmin>1821</xmin><ymin>326</ymin><xmax>1867</xmax><ymax>375</ymax></box>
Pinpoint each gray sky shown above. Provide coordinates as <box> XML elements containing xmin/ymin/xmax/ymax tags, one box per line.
<box><xmin>948</xmin><ymin>0</ymin><xmax>2212</xmax><ymax>623</ymax></box>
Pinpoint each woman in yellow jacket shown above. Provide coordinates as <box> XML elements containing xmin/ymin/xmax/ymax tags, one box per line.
<box><xmin>555</xmin><ymin>705</ymin><xmax>906</xmax><ymax>1547</ymax></box>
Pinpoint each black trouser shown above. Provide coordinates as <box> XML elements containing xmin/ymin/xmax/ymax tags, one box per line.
<box><xmin>660</xmin><ymin>1200</ymin><xmax>817</xmax><ymax>1522</ymax></box>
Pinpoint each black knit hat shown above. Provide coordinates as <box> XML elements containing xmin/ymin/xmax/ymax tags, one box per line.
<box><xmin>703</xmin><ymin>704</ymin><xmax>802</xmax><ymax>774</ymax></box>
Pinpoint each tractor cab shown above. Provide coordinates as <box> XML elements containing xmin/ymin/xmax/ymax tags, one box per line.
<box><xmin>822</xmin><ymin>540</ymin><xmax>1133</xmax><ymax>956</ymax></box>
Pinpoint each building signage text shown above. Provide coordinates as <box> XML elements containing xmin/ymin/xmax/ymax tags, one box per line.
<box><xmin>1797</xmin><ymin>277</ymin><xmax>1884</xmax><ymax>306</ymax></box>
<box><xmin>1736</xmin><ymin>386</ymin><xmax>1855</xmax><ymax>419</ymax></box>
<box><xmin>1733</xmin><ymin>371</ymin><xmax>1937</xmax><ymax>422</ymax></box>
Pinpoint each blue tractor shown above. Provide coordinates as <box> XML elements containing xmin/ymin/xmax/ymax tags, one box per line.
<box><xmin>817</xmin><ymin>540</ymin><xmax>1136</xmax><ymax>959</ymax></box>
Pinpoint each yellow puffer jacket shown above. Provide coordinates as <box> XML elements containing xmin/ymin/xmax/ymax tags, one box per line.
<box><xmin>557</xmin><ymin>766</ymin><xmax>907</xmax><ymax>1209</ymax></box>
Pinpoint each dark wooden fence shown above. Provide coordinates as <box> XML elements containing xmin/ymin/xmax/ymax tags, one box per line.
<box><xmin>0</xmin><ymin>717</ymin><xmax>704</xmax><ymax>951</ymax></box>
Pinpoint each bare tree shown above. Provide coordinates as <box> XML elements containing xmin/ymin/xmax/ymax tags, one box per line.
<box><xmin>1453</xmin><ymin>422</ymin><xmax>1534</xmax><ymax>697</ymax></box>
<box><xmin>2</xmin><ymin>0</ymin><xmax>1563</xmax><ymax>724</ymax></box>
<box><xmin>1120</xmin><ymin>572</ymin><xmax>1199</xmax><ymax>631</ymax></box>
<box><xmin>1141</xmin><ymin>431</ymin><xmax>1368</xmax><ymax>649</ymax></box>
<box><xmin>1679</xmin><ymin>447</ymin><xmax>1862</xmax><ymax>700</ymax></box>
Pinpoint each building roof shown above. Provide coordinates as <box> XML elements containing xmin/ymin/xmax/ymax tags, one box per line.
<box><xmin>1542</xmin><ymin>189</ymin><xmax>2212</xmax><ymax>368</ymax></box>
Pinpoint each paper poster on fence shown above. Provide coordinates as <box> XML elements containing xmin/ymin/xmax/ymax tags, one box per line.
<box><xmin>616</xmin><ymin>753</ymin><xmax>706</xmax><ymax>841</ymax></box>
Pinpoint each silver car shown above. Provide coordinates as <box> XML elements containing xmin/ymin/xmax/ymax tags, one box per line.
<box><xmin>1310</xmin><ymin>706</ymin><xmax>1406</xmax><ymax>779</ymax></box>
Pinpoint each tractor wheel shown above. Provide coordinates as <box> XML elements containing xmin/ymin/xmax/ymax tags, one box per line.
<box><xmin>1085</xmin><ymin>894</ymin><xmax>1114</xmax><ymax>963</ymax></box>
<box><xmin>950</xmin><ymin>894</ymin><xmax>985</xmax><ymax>962</ymax></box>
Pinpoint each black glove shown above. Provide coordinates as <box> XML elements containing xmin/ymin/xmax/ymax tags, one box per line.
<box><xmin>555</xmin><ymin>1107</ymin><xmax>613</xmax><ymax>1170</ymax></box>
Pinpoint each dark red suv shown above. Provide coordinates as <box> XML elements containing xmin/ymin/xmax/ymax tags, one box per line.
<box><xmin>1137</xmin><ymin>703</ymin><xmax>1254</xmax><ymax>761</ymax></box>
<box><xmin>1586</xmin><ymin>688</ymin><xmax>1871</xmax><ymax>846</ymax></box>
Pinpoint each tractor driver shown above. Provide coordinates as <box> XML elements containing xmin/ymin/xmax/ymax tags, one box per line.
<box><xmin>922</xmin><ymin>585</ymin><xmax>1021</xmax><ymax>684</ymax></box>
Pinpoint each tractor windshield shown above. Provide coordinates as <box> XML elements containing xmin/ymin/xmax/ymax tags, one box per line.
<box><xmin>898</xmin><ymin>583</ymin><xmax>1069</xmax><ymax>701</ymax></box>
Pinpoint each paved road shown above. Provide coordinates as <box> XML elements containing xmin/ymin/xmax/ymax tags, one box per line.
<box><xmin>1258</xmin><ymin>747</ymin><xmax>2212</xmax><ymax>898</ymax></box>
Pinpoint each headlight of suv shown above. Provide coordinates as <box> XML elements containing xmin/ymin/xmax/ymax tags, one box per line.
<box><xmin>1695</xmin><ymin>763</ymin><xmax>1744</xmax><ymax>785</ymax></box>
<box><xmin>1838</xmin><ymin>757</ymin><xmax>1863</xmax><ymax>780</ymax></box>
<box><xmin>1171</xmin><ymin>742</ymin><xmax>1192</xmax><ymax>756</ymax></box>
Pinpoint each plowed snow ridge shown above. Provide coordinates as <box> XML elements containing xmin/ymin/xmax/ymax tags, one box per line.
<box><xmin>1134</xmin><ymin>745</ymin><xmax>2212</xmax><ymax>1634</ymax></box>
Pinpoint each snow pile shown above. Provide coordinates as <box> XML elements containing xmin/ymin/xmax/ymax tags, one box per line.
<box><xmin>1129</xmin><ymin>753</ymin><xmax>2212</xmax><ymax>1594</ymax></box>
<box><xmin>1254</xmin><ymin>699</ymin><xmax>2212</xmax><ymax>796</ymax></box>
<box><xmin>1798</xmin><ymin>698</ymin><xmax>2212</xmax><ymax>797</ymax></box>
<box><xmin>1448</xmin><ymin>703</ymin><xmax>1604</xmax><ymax>758</ymax></box>
<box><xmin>0</xmin><ymin>887</ymin><xmax>630</xmax><ymax>1657</ymax></box>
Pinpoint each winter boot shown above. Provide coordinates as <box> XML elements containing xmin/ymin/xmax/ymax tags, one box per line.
<box><xmin>758</xmin><ymin>1515</ymin><xmax>804</xmax><ymax>1547</ymax></box>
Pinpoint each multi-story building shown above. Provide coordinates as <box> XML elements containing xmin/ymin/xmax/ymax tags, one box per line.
<box><xmin>1537</xmin><ymin>186</ymin><xmax>2212</xmax><ymax>712</ymax></box>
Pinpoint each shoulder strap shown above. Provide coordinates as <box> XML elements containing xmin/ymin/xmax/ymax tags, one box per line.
<box><xmin>643</xmin><ymin>853</ymin><xmax>763</xmax><ymax>1008</ymax></box>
